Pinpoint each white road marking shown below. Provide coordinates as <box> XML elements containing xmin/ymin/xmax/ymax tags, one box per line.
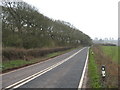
<box><xmin>78</xmin><ymin>47</ymin><xmax>89</xmax><ymax>89</ymax></box>
<box><xmin>5</xmin><ymin>47</ymin><xmax>86</xmax><ymax>89</ymax></box>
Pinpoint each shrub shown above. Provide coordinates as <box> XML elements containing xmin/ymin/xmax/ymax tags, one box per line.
<box><xmin>2</xmin><ymin>47</ymin><xmax>71</xmax><ymax>61</ymax></box>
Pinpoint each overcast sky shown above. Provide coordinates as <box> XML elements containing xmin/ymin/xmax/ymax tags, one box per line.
<box><xmin>23</xmin><ymin>0</ymin><xmax>119</xmax><ymax>40</ymax></box>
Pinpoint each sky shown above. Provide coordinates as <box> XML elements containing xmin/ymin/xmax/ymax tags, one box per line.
<box><xmin>23</xmin><ymin>0</ymin><xmax>119</xmax><ymax>40</ymax></box>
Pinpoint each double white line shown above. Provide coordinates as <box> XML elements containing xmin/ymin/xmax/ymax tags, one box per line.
<box><xmin>4</xmin><ymin>47</ymin><xmax>87</xmax><ymax>90</ymax></box>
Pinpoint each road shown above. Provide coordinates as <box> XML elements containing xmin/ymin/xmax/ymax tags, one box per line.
<box><xmin>2</xmin><ymin>47</ymin><xmax>89</xmax><ymax>89</ymax></box>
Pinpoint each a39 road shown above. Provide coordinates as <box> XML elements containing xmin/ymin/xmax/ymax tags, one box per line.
<box><xmin>2</xmin><ymin>47</ymin><xmax>89</xmax><ymax>89</ymax></box>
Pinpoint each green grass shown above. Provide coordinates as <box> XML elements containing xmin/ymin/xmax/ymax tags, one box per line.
<box><xmin>47</xmin><ymin>51</ymin><xmax>66</xmax><ymax>58</ymax></box>
<box><xmin>2</xmin><ymin>47</ymin><xmax>78</xmax><ymax>72</ymax></box>
<box><xmin>101</xmin><ymin>46</ymin><xmax>118</xmax><ymax>63</ymax></box>
<box><xmin>2</xmin><ymin>60</ymin><xmax>34</xmax><ymax>71</ymax></box>
<box><xmin>118</xmin><ymin>46</ymin><xmax>120</xmax><ymax>64</ymax></box>
<box><xmin>88</xmin><ymin>48</ymin><xmax>101</xmax><ymax>88</ymax></box>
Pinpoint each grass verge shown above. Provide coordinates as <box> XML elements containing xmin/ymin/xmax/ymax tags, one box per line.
<box><xmin>88</xmin><ymin>48</ymin><xmax>101</xmax><ymax>88</ymax></box>
<box><xmin>91</xmin><ymin>45</ymin><xmax>118</xmax><ymax>88</ymax></box>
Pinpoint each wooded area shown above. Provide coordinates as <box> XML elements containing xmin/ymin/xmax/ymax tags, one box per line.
<box><xmin>2</xmin><ymin>1</ymin><xmax>92</xmax><ymax>49</ymax></box>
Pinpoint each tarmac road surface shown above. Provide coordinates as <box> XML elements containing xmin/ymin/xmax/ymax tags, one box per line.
<box><xmin>2</xmin><ymin>47</ymin><xmax>89</xmax><ymax>89</ymax></box>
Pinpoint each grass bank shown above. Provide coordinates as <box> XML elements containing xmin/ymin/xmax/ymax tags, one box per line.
<box><xmin>1</xmin><ymin>47</ymin><xmax>79</xmax><ymax>73</ymax></box>
<box><xmin>88</xmin><ymin>48</ymin><xmax>101</xmax><ymax>88</ymax></box>
<box><xmin>88</xmin><ymin>45</ymin><xmax>118</xmax><ymax>88</ymax></box>
<box><xmin>101</xmin><ymin>46</ymin><xmax>118</xmax><ymax>63</ymax></box>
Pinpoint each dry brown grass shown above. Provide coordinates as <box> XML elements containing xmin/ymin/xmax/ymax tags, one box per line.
<box><xmin>92</xmin><ymin>45</ymin><xmax>119</xmax><ymax>88</ymax></box>
<box><xmin>2</xmin><ymin>47</ymin><xmax>71</xmax><ymax>61</ymax></box>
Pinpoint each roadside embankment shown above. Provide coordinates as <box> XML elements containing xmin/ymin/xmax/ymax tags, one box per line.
<box><xmin>88</xmin><ymin>45</ymin><xmax>118</xmax><ymax>88</ymax></box>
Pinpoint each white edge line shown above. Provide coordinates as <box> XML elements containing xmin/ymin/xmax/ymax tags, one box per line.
<box><xmin>78</xmin><ymin>47</ymin><xmax>89</xmax><ymax>89</ymax></box>
<box><xmin>5</xmin><ymin>47</ymin><xmax>86</xmax><ymax>89</ymax></box>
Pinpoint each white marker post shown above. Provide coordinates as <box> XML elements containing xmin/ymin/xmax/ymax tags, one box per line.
<box><xmin>101</xmin><ymin>65</ymin><xmax>106</xmax><ymax>81</ymax></box>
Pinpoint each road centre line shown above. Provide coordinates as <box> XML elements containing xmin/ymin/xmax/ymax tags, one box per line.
<box><xmin>4</xmin><ymin>47</ymin><xmax>86</xmax><ymax>89</ymax></box>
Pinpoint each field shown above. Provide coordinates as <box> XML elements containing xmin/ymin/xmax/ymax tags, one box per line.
<box><xmin>88</xmin><ymin>45</ymin><xmax>118</xmax><ymax>88</ymax></box>
<box><xmin>101</xmin><ymin>46</ymin><xmax>118</xmax><ymax>63</ymax></box>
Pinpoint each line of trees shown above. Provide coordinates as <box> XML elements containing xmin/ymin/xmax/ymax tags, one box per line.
<box><xmin>1</xmin><ymin>1</ymin><xmax>92</xmax><ymax>49</ymax></box>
